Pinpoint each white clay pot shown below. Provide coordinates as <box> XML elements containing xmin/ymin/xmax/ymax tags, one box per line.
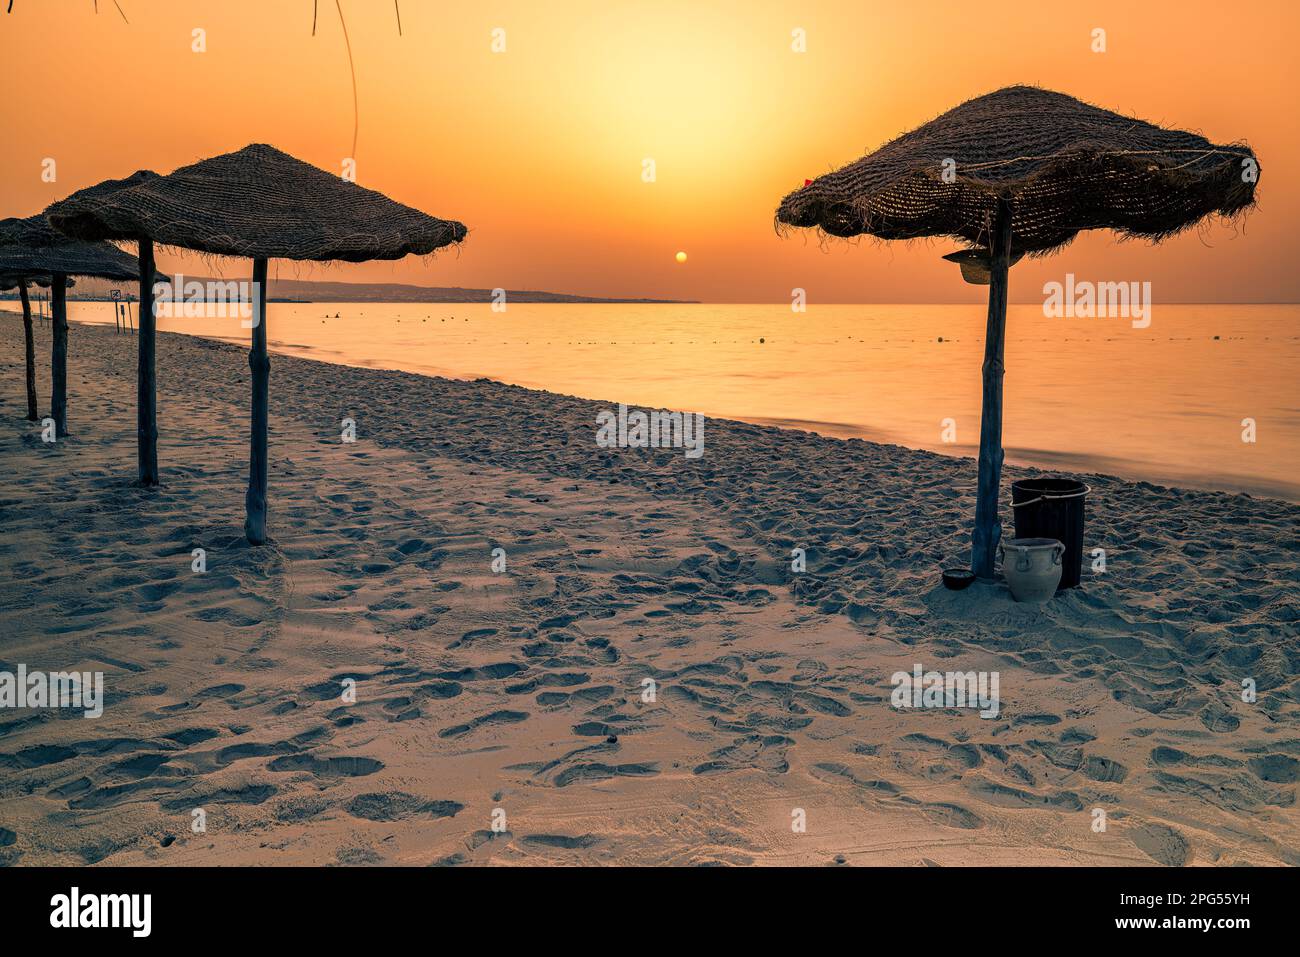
<box><xmin>999</xmin><ymin>537</ymin><xmax>1064</xmax><ymax>604</ymax></box>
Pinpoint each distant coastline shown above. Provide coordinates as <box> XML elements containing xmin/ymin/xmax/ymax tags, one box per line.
<box><xmin>4</xmin><ymin>280</ymin><xmax>1292</xmax><ymax>307</ymax></box>
<box><xmin>0</xmin><ymin>276</ymin><xmax>697</xmax><ymax>305</ymax></box>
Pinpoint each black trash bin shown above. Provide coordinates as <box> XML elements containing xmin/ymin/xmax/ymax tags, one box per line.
<box><xmin>1010</xmin><ymin>477</ymin><xmax>1089</xmax><ymax>589</ymax></box>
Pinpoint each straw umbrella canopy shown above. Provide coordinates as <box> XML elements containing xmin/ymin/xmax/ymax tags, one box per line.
<box><xmin>48</xmin><ymin>143</ymin><xmax>467</xmax><ymax>544</ymax></box>
<box><xmin>775</xmin><ymin>85</ymin><xmax>1259</xmax><ymax>580</ymax></box>
<box><xmin>0</xmin><ymin>216</ymin><xmax>140</xmax><ymax>430</ymax></box>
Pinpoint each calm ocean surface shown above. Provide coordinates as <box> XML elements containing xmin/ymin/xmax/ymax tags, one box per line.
<box><xmin>63</xmin><ymin>301</ymin><xmax>1300</xmax><ymax>501</ymax></box>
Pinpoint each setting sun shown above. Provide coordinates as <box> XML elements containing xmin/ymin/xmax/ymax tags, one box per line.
<box><xmin>675</xmin><ymin>251</ymin><xmax>687</xmax><ymax>264</ymax></box>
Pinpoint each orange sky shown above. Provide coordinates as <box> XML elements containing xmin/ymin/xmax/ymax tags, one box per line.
<box><xmin>2</xmin><ymin>0</ymin><xmax>1295</xmax><ymax>302</ymax></box>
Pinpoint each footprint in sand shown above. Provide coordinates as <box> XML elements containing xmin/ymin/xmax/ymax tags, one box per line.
<box><xmin>1149</xmin><ymin>746</ymin><xmax>1241</xmax><ymax>770</ymax></box>
<box><xmin>266</xmin><ymin>754</ymin><xmax>384</xmax><ymax>778</ymax></box>
<box><xmin>892</xmin><ymin>734</ymin><xmax>982</xmax><ymax>779</ymax></box>
<box><xmin>301</xmin><ymin>675</ymin><xmax>372</xmax><ymax>701</ymax></box>
<box><xmin>1198</xmin><ymin>703</ymin><xmax>1241</xmax><ymax>733</ymax></box>
<box><xmin>1248</xmin><ymin>754</ymin><xmax>1300</xmax><ymax>784</ymax></box>
<box><xmin>809</xmin><ymin>762</ymin><xmax>900</xmax><ymax>795</ymax></box>
<box><xmin>519</xmin><ymin>833</ymin><xmax>602</xmax><ymax>850</ymax></box>
<box><xmin>11</xmin><ymin>744</ymin><xmax>77</xmax><ymax>768</ymax></box>
<box><xmin>157</xmin><ymin>683</ymin><xmax>246</xmax><ymax>714</ymax></box>
<box><xmin>47</xmin><ymin>778</ymin><xmax>92</xmax><ymax>799</ymax></box>
<box><xmin>537</xmin><ymin>685</ymin><xmax>615</xmax><ymax>709</ymax></box>
<box><xmin>159</xmin><ymin>784</ymin><xmax>277</xmax><ymax>811</ymax></box>
<box><xmin>918</xmin><ymin>803</ymin><xmax>983</xmax><ymax>830</ymax></box>
<box><xmin>437</xmin><ymin>710</ymin><xmax>529</xmax><ymax>739</ymax></box>
<box><xmin>1012</xmin><ymin>712</ymin><xmax>1063</xmax><ymax>728</ymax></box>
<box><xmin>1130</xmin><ymin>822</ymin><xmax>1190</xmax><ymax>866</ymax></box>
<box><xmin>436</xmin><ymin>663</ymin><xmax>525</xmax><ymax>682</ymax></box>
<box><xmin>551</xmin><ymin>762</ymin><xmax>658</xmax><ymax>788</ymax></box>
<box><xmin>420</xmin><ymin>680</ymin><xmax>463</xmax><ymax>700</ymax></box>
<box><xmin>505</xmin><ymin>672</ymin><xmax>590</xmax><ymax>695</ymax></box>
<box><xmin>136</xmin><ymin>580</ymin><xmax>184</xmax><ymax>603</ymax></box>
<box><xmin>347</xmin><ymin>792</ymin><xmax>463</xmax><ymax>821</ymax></box>
<box><xmin>695</xmin><ymin>734</ymin><xmax>793</xmax><ymax>775</ymax></box>
<box><xmin>465</xmin><ymin>829</ymin><xmax>512</xmax><ymax>851</ymax></box>
<box><xmin>67</xmin><ymin>777</ymin><xmax>188</xmax><ymax>811</ymax></box>
<box><xmin>165</xmin><ymin>729</ymin><xmax>222</xmax><ymax>749</ymax></box>
<box><xmin>1083</xmin><ymin>755</ymin><xmax>1129</xmax><ymax>783</ymax></box>
<box><xmin>449</xmin><ymin>627</ymin><xmax>498</xmax><ymax>649</ymax></box>
<box><xmin>966</xmin><ymin>778</ymin><xmax>1084</xmax><ymax>811</ymax></box>
<box><xmin>101</xmin><ymin>753</ymin><xmax>175</xmax><ymax>781</ymax></box>
<box><xmin>571</xmin><ymin>713</ymin><xmax>649</xmax><ymax>737</ymax></box>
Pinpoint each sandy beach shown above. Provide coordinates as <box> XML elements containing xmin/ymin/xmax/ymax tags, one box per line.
<box><xmin>0</xmin><ymin>315</ymin><xmax>1296</xmax><ymax>867</ymax></box>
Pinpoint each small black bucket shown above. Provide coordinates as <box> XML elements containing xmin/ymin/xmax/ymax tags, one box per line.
<box><xmin>1010</xmin><ymin>477</ymin><xmax>1089</xmax><ymax>589</ymax></box>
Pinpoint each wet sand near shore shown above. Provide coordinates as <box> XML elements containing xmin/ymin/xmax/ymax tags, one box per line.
<box><xmin>0</xmin><ymin>317</ymin><xmax>1296</xmax><ymax>866</ymax></box>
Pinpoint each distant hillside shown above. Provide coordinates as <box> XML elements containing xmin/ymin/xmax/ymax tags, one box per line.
<box><xmin>249</xmin><ymin>279</ymin><xmax>696</xmax><ymax>304</ymax></box>
<box><xmin>2</xmin><ymin>276</ymin><xmax>695</xmax><ymax>305</ymax></box>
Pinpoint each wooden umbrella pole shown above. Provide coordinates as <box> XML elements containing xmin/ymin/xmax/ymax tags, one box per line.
<box><xmin>970</xmin><ymin>198</ymin><xmax>1014</xmax><ymax>579</ymax></box>
<box><xmin>137</xmin><ymin>240</ymin><xmax>159</xmax><ymax>485</ymax></box>
<box><xmin>18</xmin><ymin>281</ymin><xmax>37</xmax><ymax>420</ymax></box>
<box><xmin>244</xmin><ymin>257</ymin><xmax>270</xmax><ymax>544</ymax></box>
<box><xmin>50</xmin><ymin>272</ymin><xmax>69</xmax><ymax>438</ymax></box>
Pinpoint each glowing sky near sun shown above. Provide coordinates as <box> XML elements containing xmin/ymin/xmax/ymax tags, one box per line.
<box><xmin>1</xmin><ymin>0</ymin><xmax>1295</xmax><ymax>302</ymax></box>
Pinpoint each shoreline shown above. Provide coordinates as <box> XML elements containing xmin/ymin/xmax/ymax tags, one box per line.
<box><xmin>5</xmin><ymin>310</ymin><xmax>1294</xmax><ymax>504</ymax></box>
<box><xmin>1</xmin><ymin>318</ymin><xmax>1296</xmax><ymax>866</ymax></box>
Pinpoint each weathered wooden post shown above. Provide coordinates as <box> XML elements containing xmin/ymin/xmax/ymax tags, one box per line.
<box><xmin>970</xmin><ymin>198</ymin><xmax>1013</xmax><ymax>579</ymax></box>
<box><xmin>50</xmin><ymin>272</ymin><xmax>68</xmax><ymax>437</ymax></box>
<box><xmin>244</xmin><ymin>257</ymin><xmax>270</xmax><ymax>544</ymax></box>
<box><xmin>137</xmin><ymin>240</ymin><xmax>159</xmax><ymax>485</ymax></box>
<box><xmin>18</xmin><ymin>281</ymin><xmax>37</xmax><ymax>420</ymax></box>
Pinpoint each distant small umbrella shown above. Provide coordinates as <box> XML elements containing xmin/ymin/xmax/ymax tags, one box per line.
<box><xmin>0</xmin><ymin>215</ymin><xmax>141</xmax><ymax>429</ymax></box>
<box><xmin>777</xmin><ymin>86</ymin><xmax>1259</xmax><ymax>579</ymax></box>
<box><xmin>49</xmin><ymin>143</ymin><xmax>466</xmax><ymax>544</ymax></box>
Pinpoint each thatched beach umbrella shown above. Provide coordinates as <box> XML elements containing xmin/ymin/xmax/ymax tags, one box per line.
<box><xmin>776</xmin><ymin>86</ymin><xmax>1259</xmax><ymax>579</ymax></box>
<box><xmin>49</xmin><ymin>143</ymin><xmax>466</xmax><ymax>544</ymax></box>
<box><xmin>0</xmin><ymin>217</ymin><xmax>141</xmax><ymax>433</ymax></box>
